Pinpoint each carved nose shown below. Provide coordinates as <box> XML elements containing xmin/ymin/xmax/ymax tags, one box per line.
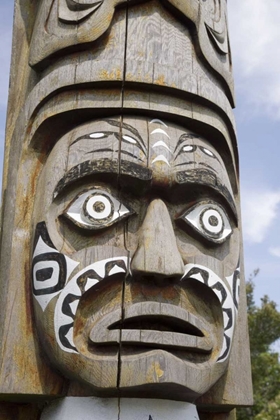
<box><xmin>131</xmin><ymin>199</ymin><xmax>184</xmax><ymax>281</ymax></box>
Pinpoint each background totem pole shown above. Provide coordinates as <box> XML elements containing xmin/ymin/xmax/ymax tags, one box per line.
<box><xmin>0</xmin><ymin>0</ymin><xmax>253</xmax><ymax>419</ymax></box>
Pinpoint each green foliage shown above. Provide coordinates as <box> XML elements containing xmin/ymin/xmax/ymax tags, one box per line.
<box><xmin>237</xmin><ymin>271</ymin><xmax>280</xmax><ymax>419</ymax></box>
<box><xmin>255</xmin><ymin>393</ymin><xmax>280</xmax><ymax>420</ymax></box>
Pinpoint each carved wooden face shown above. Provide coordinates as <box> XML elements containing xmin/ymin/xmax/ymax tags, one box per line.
<box><xmin>32</xmin><ymin>116</ymin><xmax>240</xmax><ymax>401</ymax></box>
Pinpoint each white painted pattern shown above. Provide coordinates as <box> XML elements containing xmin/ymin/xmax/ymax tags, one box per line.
<box><xmin>89</xmin><ymin>132</ymin><xmax>106</xmax><ymax>138</ymax></box>
<box><xmin>54</xmin><ymin>256</ymin><xmax>128</xmax><ymax>353</ymax></box>
<box><xmin>123</xmin><ymin>135</ymin><xmax>137</xmax><ymax>144</ymax></box>
<box><xmin>150</xmin><ymin>120</ymin><xmax>173</xmax><ymax>166</ymax></box>
<box><xmin>33</xmin><ymin>236</ymin><xmax>58</xmax><ymax>258</ymax></box>
<box><xmin>66</xmin><ymin>189</ymin><xmax>130</xmax><ymax>229</ymax></box>
<box><xmin>201</xmin><ymin>147</ymin><xmax>214</xmax><ymax>157</ymax></box>
<box><xmin>202</xmin><ymin>209</ymin><xmax>223</xmax><ymax>234</ymax></box>
<box><xmin>226</xmin><ymin>267</ymin><xmax>240</xmax><ymax>310</ymax></box>
<box><xmin>34</xmin><ymin>226</ymin><xmax>238</xmax><ymax>361</ymax></box>
<box><xmin>150</xmin><ymin>128</ymin><xmax>170</xmax><ymax>138</ymax></box>
<box><xmin>152</xmin><ymin>140</ymin><xmax>172</xmax><ymax>152</ymax></box>
<box><xmin>183</xmin><ymin>145</ymin><xmax>195</xmax><ymax>152</ymax></box>
<box><xmin>69</xmin><ymin>300</ymin><xmax>79</xmax><ymax>314</ymax></box>
<box><xmin>33</xmin><ymin>260</ymin><xmax>60</xmax><ymax>290</ymax></box>
<box><xmin>151</xmin><ymin>155</ymin><xmax>170</xmax><ymax>166</ymax></box>
<box><xmin>182</xmin><ymin>263</ymin><xmax>237</xmax><ymax>362</ymax></box>
<box><xmin>65</xmin><ymin>327</ymin><xmax>75</xmax><ymax>348</ymax></box>
<box><xmin>184</xmin><ymin>203</ymin><xmax>232</xmax><ymax>243</ymax></box>
<box><xmin>149</xmin><ymin>119</ymin><xmax>168</xmax><ymax>127</ymax></box>
<box><xmin>34</xmin><ymin>291</ymin><xmax>62</xmax><ymax>313</ymax></box>
<box><xmin>32</xmin><ymin>236</ymin><xmax>79</xmax><ymax>312</ymax></box>
<box><xmin>86</xmin><ymin>195</ymin><xmax>111</xmax><ymax>219</ymax></box>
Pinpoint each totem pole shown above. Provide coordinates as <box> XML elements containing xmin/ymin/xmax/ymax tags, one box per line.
<box><xmin>0</xmin><ymin>0</ymin><xmax>253</xmax><ymax>419</ymax></box>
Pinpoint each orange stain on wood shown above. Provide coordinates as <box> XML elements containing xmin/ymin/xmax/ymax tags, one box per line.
<box><xmin>154</xmin><ymin>75</ymin><xmax>166</xmax><ymax>85</ymax></box>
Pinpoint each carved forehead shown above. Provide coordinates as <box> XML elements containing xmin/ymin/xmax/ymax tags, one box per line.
<box><xmin>50</xmin><ymin>117</ymin><xmax>230</xmax><ymax>163</ymax></box>
<box><xmin>33</xmin><ymin>118</ymin><xmax>237</xmax><ymax>224</ymax></box>
<box><xmin>38</xmin><ymin>117</ymin><xmax>234</xmax><ymax>195</ymax></box>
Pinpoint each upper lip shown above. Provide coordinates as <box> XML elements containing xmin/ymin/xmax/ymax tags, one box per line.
<box><xmin>89</xmin><ymin>302</ymin><xmax>212</xmax><ymax>353</ymax></box>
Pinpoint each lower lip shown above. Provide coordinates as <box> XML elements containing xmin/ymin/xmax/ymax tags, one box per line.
<box><xmin>88</xmin><ymin>302</ymin><xmax>212</xmax><ymax>353</ymax></box>
<box><xmin>111</xmin><ymin>328</ymin><xmax>211</xmax><ymax>353</ymax></box>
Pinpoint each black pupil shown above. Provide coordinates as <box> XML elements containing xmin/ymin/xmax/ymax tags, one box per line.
<box><xmin>209</xmin><ymin>215</ymin><xmax>219</xmax><ymax>226</ymax></box>
<box><xmin>93</xmin><ymin>201</ymin><xmax>105</xmax><ymax>213</ymax></box>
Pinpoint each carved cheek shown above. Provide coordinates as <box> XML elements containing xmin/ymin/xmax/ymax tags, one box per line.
<box><xmin>176</xmin><ymin>228</ymin><xmax>240</xmax><ymax>278</ymax></box>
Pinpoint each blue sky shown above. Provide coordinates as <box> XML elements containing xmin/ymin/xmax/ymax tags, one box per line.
<box><xmin>0</xmin><ymin>1</ymin><xmax>280</xmax><ymax>308</ymax></box>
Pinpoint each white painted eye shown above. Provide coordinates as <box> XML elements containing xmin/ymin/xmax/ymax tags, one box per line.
<box><xmin>89</xmin><ymin>132</ymin><xmax>106</xmax><ymax>139</ymax></box>
<box><xmin>85</xmin><ymin>195</ymin><xmax>112</xmax><ymax>220</ymax></box>
<box><xmin>183</xmin><ymin>145</ymin><xmax>195</xmax><ymax>152</ymax></box>
<box><xmin>200</xmin><ymin>147</ymin><xmax>214</xmax><ymax>157</ymax></box>
<box><xmin>122</xmin><ymin>135</ymin><xmax>137</xmax><ymax>144</ymax></box>
<box><xmin>64</xmin><ymin>189</ymin><xmax>132</xmax><ymax>230</ymax></box>
<box><xmin>181</xmin><ymin>202</ymin><xmax>232</xmax><ymax>244</ymax></box>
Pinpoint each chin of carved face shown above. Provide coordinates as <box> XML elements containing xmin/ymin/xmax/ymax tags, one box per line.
<box><xmin>32</xmin><ymin>117</ymin><xmax>240</xmax><ymax>401</ymax></box>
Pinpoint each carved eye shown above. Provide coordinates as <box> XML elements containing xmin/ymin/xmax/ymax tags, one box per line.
<box><xmin>180</xmin><ymin>202</ymin><xmax>232</xmax><ymax>244</ymax></box>
<box><xmin>183</xmin><ymin>145</ymin><xmax>196</xmax><ymax>153</ymax></box>
<box><xmin>89</xmin><ymin>132</ymin><xmax>107</xmax><ymax>139</ymax></box>
<box><xmin>200</xmin><ymin>147</ymin><xmax>215</xmax><ymax>157</ymax></box>
<box><xmin>64</xmin><ymin>189</ymin><xmax>133</xmax><ymax>230</ymax></box>
<box><xmin>115</xmin><ymin>132</ymin><xmax>146</xmax><ymax>154</ymax></box>
<box><xmin>59</xmin><ymin>0</ymin><xmax>103</xmax><ymax>24</ymax></box>
<box><xmin>122</xmin><ymin>135</ymin><xmax>137</xmax><ymax>144</ymax></box>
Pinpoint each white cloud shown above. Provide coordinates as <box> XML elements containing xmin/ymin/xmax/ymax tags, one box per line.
<box><xmin>228</xmin><ymin>0</ymin><xmax>280</xmax><ymax>118</ymax></box>
<box><xmin>269</xmin><ymin>247</ymin><xmax>280</xmax><ymax>258</ymax></box>
<box><xmin>241</xmin><ymin>189</ymin><xmax>280</xmax><ymax>243</ymax></box>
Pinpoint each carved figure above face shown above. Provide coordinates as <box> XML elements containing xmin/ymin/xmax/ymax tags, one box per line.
<box><xmin>32</xmin><ymin>116</ymin><xmax>240</xmax><ymax>401</ymax></box>
<box><xmin>29</xmin><ymin>0</ymin><xmax>233</xmax><ymax>102</ymax></box>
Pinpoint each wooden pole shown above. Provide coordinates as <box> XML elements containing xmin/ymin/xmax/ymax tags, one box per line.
<box><xmin>0</xmin><ymin>0</ymin><xmax>253</xmax><ymax>418</ymax></box>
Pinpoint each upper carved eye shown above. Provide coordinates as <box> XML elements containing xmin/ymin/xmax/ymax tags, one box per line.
<box><xmin>59</xmin><ymin>0</ymin><xmax>103</xmax><ymax>23</ymax></box>
<box><xmin>180</xmin><ymin>202</ymin><xmax>232</xmax><ymax>244</ymax></box>
<box><xmin>64</xmin><ymin>189</ymin><xmax>133</xmax><ymax>230</ymax></box>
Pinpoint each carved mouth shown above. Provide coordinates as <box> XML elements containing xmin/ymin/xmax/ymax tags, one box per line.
<box><xmin>110</xmin><ymin>316</ymin><xmax>204</xmax><ymax>336</ymax></box>
<box><xmin>89</xmin><ymin>302</ymin><xmax>212</xmax><ymax>353</ymax></box>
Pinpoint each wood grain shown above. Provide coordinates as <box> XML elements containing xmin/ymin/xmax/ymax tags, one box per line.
<box><xmin>0</xmin><ymin>403</ymin><xmax>41</xmax><ymax>420</ymax></box>
<box><xmin>0</xmin><ymin>0</ymin><xmax>252</xmax><ymax>414</ymax></box>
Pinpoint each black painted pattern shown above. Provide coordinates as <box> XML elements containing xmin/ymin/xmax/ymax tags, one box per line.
<box><xmin>32</xmin><ymin>222</ymin><xmax>67</xmax><ymax>296</ymax></box>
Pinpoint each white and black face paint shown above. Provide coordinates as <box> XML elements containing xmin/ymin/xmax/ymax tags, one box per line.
<box><xmin>181</xmin><ymin>264</ymin><xmax>240</xmax><ymax>362</ymax></box>
<box><xmin>32</xmin><ymin>222</ymin><xmax>128</xmax><ymax>353</ymax></box>
<box><xmin>32</xmin><ymin>222</ymin><xmax>239</xmax><ymax>362</ymax></box>
<box><xmin>32</xmin><ymin>222</ymin><xmax>79</xmax><ymax>311</ymax></box>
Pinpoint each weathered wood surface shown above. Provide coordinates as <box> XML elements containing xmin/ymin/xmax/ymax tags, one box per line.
<box><xmin>198</xmin><ymin>410</ymin><xmax>236</xmax><ymax>420</ymax></box>
<box><xmin>0</xmin><ymin>0</ymin><xmax>252</xmax><ymax>415</ymax></box>
<box><xmin>0</xmin><ymin>403</ymin><xmax>41</xmax><ymax>420</ymax></box>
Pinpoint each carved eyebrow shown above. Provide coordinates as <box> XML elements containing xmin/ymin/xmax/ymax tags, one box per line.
<box><xmin>85</xmin><ymin>148</ymin><xmax>145</xmax><ymax>162</ymax></box>
<box><xmin>175</xmin><ymin>169</ymin><xmax>237</xmax><ymax>219</ymax></box>
<box><xmin>174</xmin><ymin>161</ymin><xmax>218</xmax><ymax>172</ymax></box>
<box><xmin>53</xmin><ymin>159</ymin><xmax>152</xmax><ymax>199</ymax></box>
